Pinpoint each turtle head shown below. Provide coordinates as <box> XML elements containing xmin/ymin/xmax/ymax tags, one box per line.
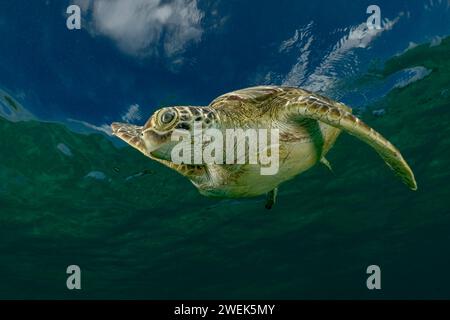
<box><xmin>111</xmin><ymin>106</ymin><xmax>215</xmax><ymax>162</ymax></box>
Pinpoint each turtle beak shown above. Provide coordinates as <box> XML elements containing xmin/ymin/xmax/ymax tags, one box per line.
<box><xmin>111</xmin><ymin>122</ymin><xmax>146</xmax><ymax>154</ymax></box>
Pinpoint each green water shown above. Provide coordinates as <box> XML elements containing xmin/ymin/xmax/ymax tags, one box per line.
<box><xmin>0</xmin><ymin>38</ymin><xmax>449</xmax><ymax>299</ymax></box>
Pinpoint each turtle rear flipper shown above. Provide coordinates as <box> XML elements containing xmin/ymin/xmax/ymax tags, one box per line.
<box><xmin>265</xmin><ymin>188</ymin><xmax>278</xmax><ymax>210</ymax></box>
<box><xmin>287</xmin><ymin>98</ymin><xmax>417</xmax><ymax>190</ymax></box>
<box><xmin>320</xmin><ymin>157</ymin><xmax>333</xmax><ymax>172</ymax></box>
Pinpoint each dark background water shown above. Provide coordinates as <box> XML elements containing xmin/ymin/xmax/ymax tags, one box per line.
<box><xmin>0</xmin><ymin>0</ymin><xmax>449</xmax><ymax>299</ymax></box>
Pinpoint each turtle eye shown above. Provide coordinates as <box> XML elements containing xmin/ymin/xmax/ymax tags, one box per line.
<box><xmin>160</xmin><ymin>110</ymin><xmax>176</xmax><ymax>125</ymax></box>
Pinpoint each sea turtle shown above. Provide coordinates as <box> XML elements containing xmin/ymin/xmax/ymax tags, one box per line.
<box><xmin>111</xmin><ymin>86</ymin><xmax>417</xmax><ymax>209</ymax></box>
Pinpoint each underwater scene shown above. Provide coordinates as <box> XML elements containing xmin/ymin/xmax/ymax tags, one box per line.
<box><xmin>0</xmin><ymin>0</ymin><xmax>450</xmax><ymax>299</ymax></box>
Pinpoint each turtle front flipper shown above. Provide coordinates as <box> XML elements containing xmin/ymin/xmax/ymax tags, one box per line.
<box><xmin>265</xmin><ymin>188</ymin><xmax>278</xmax><ymax>210</ymax></box>
<box><xmin>286</xmin><ymin>97</ymin><xmax>417</xmax><ymax>190</ymax></box>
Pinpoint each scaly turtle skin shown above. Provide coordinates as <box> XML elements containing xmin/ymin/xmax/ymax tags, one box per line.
<box><xmin>111</xmin><ymin>86</ymin><xmax>417</xmax><ymax>208</ymax></box>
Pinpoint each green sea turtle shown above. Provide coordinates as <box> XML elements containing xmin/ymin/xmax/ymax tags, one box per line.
<box><xmin>111</xmin><ymin>86</ymin><xmax>417</xmax><ymax>209</ymax></box>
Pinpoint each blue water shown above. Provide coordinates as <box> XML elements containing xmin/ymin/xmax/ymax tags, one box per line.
<box><xmin>0</xmin><ymin>0</ymin><xmax>449</xmax><ymax>126</ymax></box>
